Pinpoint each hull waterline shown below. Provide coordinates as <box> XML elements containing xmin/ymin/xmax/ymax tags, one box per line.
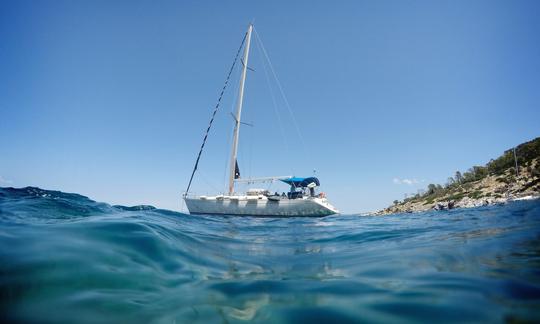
<box><xmin>184</xmin><ymin>196</ymin><xmax>339</xmax><ymax>217</ymax></box>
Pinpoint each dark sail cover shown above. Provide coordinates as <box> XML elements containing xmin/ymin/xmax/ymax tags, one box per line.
<box><xmin>234</xmin><ymin>160</ymin><xmax>241</xmax><ymax>179</ymax></box>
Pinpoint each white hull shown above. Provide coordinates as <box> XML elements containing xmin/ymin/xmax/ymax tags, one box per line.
<box><xmin>184</xmin><ymin>196</ymin><xmax>338</xmax><ymax>217</ymax></box>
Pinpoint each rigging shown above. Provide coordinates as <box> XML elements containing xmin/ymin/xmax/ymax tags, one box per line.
<box><xmin>184</xmin><ymin>31</ymin><xmax>248</xmax><ymax>196</ymax></box>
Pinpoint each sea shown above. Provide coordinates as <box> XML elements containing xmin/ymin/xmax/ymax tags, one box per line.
<box><xmin>1</xmin><ymin>187</ymin><xmax>539</xmax><ymax>323</ymax></box>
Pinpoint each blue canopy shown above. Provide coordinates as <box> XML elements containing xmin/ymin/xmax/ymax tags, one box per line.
<box><xmin>280</xmin><ymin>177</ymin><xmax>320</xmax><ymax>188</ymax></box>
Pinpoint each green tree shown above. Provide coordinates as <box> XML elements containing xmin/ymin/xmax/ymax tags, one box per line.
<box><xmin>455</xmin><ymin>171</ymin><xmax>463</xmax><ymax>184</ymax></box>
<box><xmin>462</xmin><ymin>168</ymin><xmax>476</xmax><ymax>183</ymax></box>
<box><xmin>446</xmin><ymin>177</ymin><xmax>455</xmax><ymax>188</ymax></box>
<box><xmin>472</xmin><ymin>166</ymin><xmax>488</xmax><ymax>180</ymax></box>
<box><xmin>427</xmin><ymin>183</ymin><xmax>437</xmax><ymax>195</ymax></box>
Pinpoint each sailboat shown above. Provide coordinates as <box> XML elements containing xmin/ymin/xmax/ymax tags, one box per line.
<box><xmin>183</xmin><ymin>24</ymin><xmax>339</xmax><ymax>217</ymax></box>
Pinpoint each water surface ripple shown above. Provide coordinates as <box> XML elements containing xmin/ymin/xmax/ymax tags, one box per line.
<box><xmin>1</xmin><ymin>187</ymin><xmax>539</xmax><ymax>323</ymax></box>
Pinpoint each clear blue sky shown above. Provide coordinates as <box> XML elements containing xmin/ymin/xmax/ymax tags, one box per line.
<box><xmin>1</xmin><ymin>0</ymin><xmax>539</xmax><ymax>213</ymax></box>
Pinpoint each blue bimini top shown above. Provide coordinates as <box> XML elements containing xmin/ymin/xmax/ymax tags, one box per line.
<box><xmin>280</xmin><ymin>177</ymin><xmax>320</xmax><ymax>188</ymax></box>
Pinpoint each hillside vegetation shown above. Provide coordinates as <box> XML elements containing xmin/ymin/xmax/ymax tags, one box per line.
<box><xmin>379</xmin><ymin>137</ymin><xmax>540</xmax><ymax>214</ymax></box>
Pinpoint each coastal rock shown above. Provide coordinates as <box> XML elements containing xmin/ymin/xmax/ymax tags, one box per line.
<box><xmin>432</xmin><ymin>200</ymin><xmax>456</xmax><ymax>211</ymax></box>
<box><xmin>376</xmin><ymin>144</ymin><xmax>540</xmax><ymax>215</ymax></box>
<box><xmin>433</xmin><ymin>202</ymin><xmax>446</xmax><ymax>211</ymax></box>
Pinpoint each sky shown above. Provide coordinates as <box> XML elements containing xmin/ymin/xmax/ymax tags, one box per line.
<box><xmin>1</xmin><ymin>0</ymin><xmax>539</xmax><ymax>213</ymax></box>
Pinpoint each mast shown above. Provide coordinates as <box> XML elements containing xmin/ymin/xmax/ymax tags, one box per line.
<box><xmin>228</xmin><ymin>24</ymin><xmax>253</xmax><ymax>195</ymax></box>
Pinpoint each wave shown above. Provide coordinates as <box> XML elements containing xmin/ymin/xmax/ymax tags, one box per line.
<box><xmin>1</xmin><ymin>186</ymin><xmax>540</xmax><ymax>323</ymax></box>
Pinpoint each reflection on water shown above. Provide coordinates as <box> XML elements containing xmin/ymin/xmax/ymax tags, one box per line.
<box><xmin>0</xmin><ymin>187</ymin><xmax>539</xmax><ymax>323</ymax></box>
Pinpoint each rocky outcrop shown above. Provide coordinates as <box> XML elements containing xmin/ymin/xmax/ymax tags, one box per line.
<box><xmin>376</xmin><ymin>157</ymin><xmax>540</xmax><ymax>215</ymax></box>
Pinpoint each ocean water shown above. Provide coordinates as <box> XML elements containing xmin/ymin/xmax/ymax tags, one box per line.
<box><xmin>1</xmin><ymin>187</ymin><xmax>539</xmax><ymax>323</ymax></box>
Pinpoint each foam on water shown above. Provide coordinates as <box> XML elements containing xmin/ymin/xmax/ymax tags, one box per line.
<box><xmin>1</xmin><ymin>187</ymin><xmax>539</xmax><ymax>323</ymax></box>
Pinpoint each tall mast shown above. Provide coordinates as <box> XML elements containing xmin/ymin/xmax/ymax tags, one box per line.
<box><xmin>228</xmin><ymin>24</ymin><xmax>253</xmax><ymax>195</ymax></box>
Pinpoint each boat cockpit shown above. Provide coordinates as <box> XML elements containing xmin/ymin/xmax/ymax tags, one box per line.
<box><xmin>280</xmin><ymin>177</ymin><xmax>322</xmax><ymax>200</ymax></box>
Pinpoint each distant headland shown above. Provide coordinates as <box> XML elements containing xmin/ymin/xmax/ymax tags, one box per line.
<box><xmin>378</xmin><ymin>137</ymin><xmax>540</xmax><ymax>215</ymax></box>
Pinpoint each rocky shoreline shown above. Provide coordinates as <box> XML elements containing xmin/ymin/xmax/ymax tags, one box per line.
<box><xmin>376</xmin><ymin>187</ymin><xmax>539</xmax><ymax>216</ymax></box>
<box><xmin>378</xmin><ymin>194</ymin><xmax>538</xmax><ymax>215</ymax></box>
<box><xmin>376</xmin><ymin>149</ymin><xmax>540</xmax><ymax>215</ymax></box>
